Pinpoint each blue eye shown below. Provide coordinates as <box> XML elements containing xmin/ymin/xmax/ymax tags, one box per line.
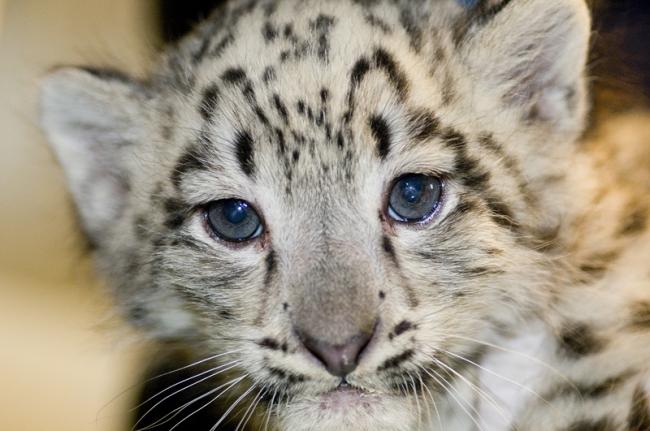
<box><xmin>387</xmin><ymin>174</ymin><xmax>442</xmax><ymax>223</ymax></box>
<box><xmin>205</xmin><ymin>199</ymin><xmax>263</xmax><ymax>242</ymax></box>
<box><xmin>457</xmin><ymin>0</ymin><xmax>478</xmax><ymax>7</ymax></box>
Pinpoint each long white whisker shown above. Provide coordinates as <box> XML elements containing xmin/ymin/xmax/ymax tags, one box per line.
<box><xmin>133</xmin><ymin>360</ymin><xmax>241</xmax><ymax>430</ymax></box>
<box><xmin>236</xmin><ymin>387</ymin><xmax>267</xmax><ymax>431</ymax></box>
<box><xmin>429</xmin><ymin>354</ymin><xmax>512</xmax><ymax>428</ymax></box>
<box><xmin>408</xmin><ymin>373</ymin><xmax>422</xmax><ymax>429</ymax></box>
<box><xmin>132</xmin><ymin>359</ymin><xmax>241</xmax><ymax>413</ymax></box>
<box><xmin>440</xmin><ymin>347</ymin><xmax>549</xmax><ymax>405</ymax></box>
<box><xmin>263</xmin><ymin>388</ymin><xmax>277</xmax><ymax>431</ymax></box>
<box><xmin>445</xmin><ymin>334</ymin><xmax>578</xmax><ymax>391</ymax></box>
<box><xmin>415</xmin><ymin>365</ymin><xmax>443</xmax><ymax>431</ymax></box>
<box><xmin>168</xmin><ymin>374</ymin><xmax>249</xmax><ymax>431</ymax></box>
<box><xmin>97</xmin><ymin>349</ymin><xmax>242</xmax><ymax>422</ymax></box>
<box><xmin>422</xmin><ymin>366</ymin><xmax>487</xmax><ymax>431</ymax></box>
<box><xmin>136</xmin><ymin>373</ymin><xmax>247</xmax><ymax>431</ymax></box>
<box><xmin>209</xmin><ymin>383</ymin><xmax>258</xmax><ymax>431</ymax></box>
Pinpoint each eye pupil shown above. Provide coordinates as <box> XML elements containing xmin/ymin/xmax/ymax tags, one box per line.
<box><xmin>388</xmin><ymin>174</ymin><xmax>442</xmax><ymax>223</ymax></box>
<box><xmin>206</xmin><ymin>199</ymin><xmax>263</xmax><ymax>242</ymax></box>
<box><xmin>223</xmin><ymin>201</ymin><xmax>249</xmax><ymax>224</ymax></box>
<box><xmin>400</xmin><ymin>180</ymin><xmax>423</xmax><ymax>204</ymax></box>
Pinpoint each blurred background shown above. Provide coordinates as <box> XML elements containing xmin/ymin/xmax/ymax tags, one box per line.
<box><xmin>0</xmin><ymin>1</ymin><xmax>648</xmax><ymax>430</ymax></box>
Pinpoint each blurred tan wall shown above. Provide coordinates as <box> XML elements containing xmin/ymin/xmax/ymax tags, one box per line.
<box><xmin>0</xmin><ymin>1</ymin><xmax>159</xmax><ymax>430</ymax></box>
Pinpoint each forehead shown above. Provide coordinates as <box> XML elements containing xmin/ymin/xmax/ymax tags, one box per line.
<box><xmin>158</xmin><ymin>0</ymin><xmax>465</xmax><ymax>204</ymax></box>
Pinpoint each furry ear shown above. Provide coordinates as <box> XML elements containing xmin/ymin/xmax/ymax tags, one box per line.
<box><xmin>458</xmin><ymin>0</ymin><xmax>591</xmax><ymax>128</ymax></box>
<box><xmin>40</xmin><ymin>67</ymin><xmax>148</xmax><ymax>245</ymax></box>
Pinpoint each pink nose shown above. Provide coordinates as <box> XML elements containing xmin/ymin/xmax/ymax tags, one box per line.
<box><xmin>299</xmin><ymin>329</ymin><xmax>376</xmax><ymax>377</ymax></box>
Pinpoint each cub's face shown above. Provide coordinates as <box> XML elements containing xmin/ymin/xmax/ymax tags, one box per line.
<box><xmin>40</xmin><ymin>0</ymin><xmax>590</xmax><ymax>429</ymax></box>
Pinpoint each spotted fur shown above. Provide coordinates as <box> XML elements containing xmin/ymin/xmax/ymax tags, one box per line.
<box><xmin>40</xmin><ymin>0</ymin><xmax>650</xmax><ymax>430</ymax></box>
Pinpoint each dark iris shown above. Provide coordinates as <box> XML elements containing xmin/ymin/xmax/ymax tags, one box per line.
<box><xmin>205</xmin><ymin>199</ymin><xmax>263</xmax><ymax>242</ymax></box>
<box><xmin>388</xmin><ymin>174</ymin><xmax>442</xmax><ymax>223</ymax></box>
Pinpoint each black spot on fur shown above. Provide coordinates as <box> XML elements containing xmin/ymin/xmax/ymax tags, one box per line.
<box><xmin>283</xmin><ymin>302</ymin><xmax>289</xmax><ymax>311</ymax></box>
<box><xmin>564</xmin><ymin>418</ymin><xmax>617</xmax><ymax>431</ymax></box>
<box><xmin>171</xmin><ymin>145</ymin><xmax>207</xmax><ymax>189</ymax></box>
<box><xmin>619</xmin><ymin>206</ymin><xmax>647</xmax><ymax>236</ymax></box>
<box><xmin>275</xmin><ymin>128</ymin><xmax>286</xmax><ymax>156</ymax></box>
<box><xmin>369</xmin><ymin>115</ymin><xmax>392</xmax><ymax>159</ymax></box>
<box><xmin>273</xmin><ymin>93</ymin><xmax>289</xmax><ymax>123</ymax></box>
<box><xmin>79</xmin><ymin>66</ymin><xmax>133</xmax><ymax>84</ymax></box>
<box><xmin>163</xmin><ymin>198</ymin><xmax>187</xmax><ymax>230</ymax></box>
<box><xmin>379</xmin><ymin>290</ymin><xmax>386</xmax><ymax>300</ymax></box>
<box><xmin>407</xmin><ymin>109</ymin><xmax>440</xmax><ymax>142</ymax></box>
<box><xmin>262</xmin><ymin>21</ymin><xmax>278</xmax><ymax>42</ymax></box>
<box><xmin>234</xmin><ymin>130</ymin><xmax>255</xmax><ymax>176</ymax></box>
<box><xmin>210</xmin><ymin>32</ymin><xmax>235</xmax><ymax>59</ymax></box>
<box><xmin>259</xmin><ymin>337</ymin><xmax>280</xmax><ymax>350</ymax></box>
<box><xmin>373</xmin><ymin>48</ymin><xmax>410</xmax><ymax>100</ymax></box>
<box><xmin>351</xmin><ymin>57</ymin><xmax>371</xmax><ymax>87</ymax></box>
<box><xmin>547</xmin><ymin>371</ymin><xmax>634</xmax><ymax>401</ymax></box>
<box><xmin>337</xmin><ymin>131</ymin><xmax>345</xmax><ymax>149</ymax></box>
<box><xmin>629</xmin><ymin>301</ymin><xmax>650</xmax><ymax>330</ymax></box>
<box><xmin>265</xmin><ymin>249</ymin><xmax>276</xmax><ymax>287</ymax></box>
<box><xmin>628</xmin><ymin>385</ymin><xmax>650</xmax><ymax>430</ymax></box>
<box><xmin>558</xmin><ymin>322</ymin><xmax>606</xmax><ymax>358</ymax></box>
<box><xmin>378</xmin><ymin>349</ymin><xmax>414</xmax><ymax>371</ymax></box>
<box><xmin>296</xmin><ymin>100</ymin><xmax>306</xmax><ymax>115</ymax></box>
<box><xmin>393</xmin><ymin>320</ymin><xmax>415</xmax><ymax>336</ymax></box>
<box><xmin>310</xmin><ymin>14</ymin><xmax>336</xmax><ymax>61</ymax></box>
<box><xmin>453</xmin><ymin>0</ymin><xmax>515</xmax><ymax>45</ymax></box>
<box><xmin>382</xmin><ymin>235</ymin><xmax>399</xmax><ymax>267</ymax></box>
<box><xmin>320</xmin><ymin>88</ymin><xmax>330</xmax><ymax>104</ymax></box>
<box><xmin>399</xmin><ymin>9</ymin><xmax>423</xmax><ymax>52</ymax></box>
<box><xmin>262</xmin><ymin>66</ymin><xmax>276</xmax><ymax>84</ymax></box>
<box><xmin>221</xmin><ymin>67</ymin><xmax>247</xmax><ymax>84</ymax></box>
<box><xmin>365</xmin><ymin>13</ymin><xmax>392</xmax><ymax>33</ymax></box>
<box><xmin>292</xmin><ymin>150</ymin><xmax>300</xmax><ymax>163</ymax></box>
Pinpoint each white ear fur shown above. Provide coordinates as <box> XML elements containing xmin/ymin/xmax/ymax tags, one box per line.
<box><xmin>40</xmin><ymin>68</ymin><xmax>146</xmax><ymax>243</ymax></box>
<box><xmin>460</xmin><ymin>0</ymin><xmax>591</xmax><ymax>127</ymax></box>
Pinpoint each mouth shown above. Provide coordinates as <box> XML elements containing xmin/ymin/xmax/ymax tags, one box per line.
<box><xmin>315</xmin><ymin>381</ymin><xmax>385</xmax><ymax>411</ymax></box>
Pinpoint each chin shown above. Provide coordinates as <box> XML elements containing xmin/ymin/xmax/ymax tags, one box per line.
<box><xmin>277</xmin><ymin>388</ymin><xmax>419</xmax><ymax>431</ymax></box>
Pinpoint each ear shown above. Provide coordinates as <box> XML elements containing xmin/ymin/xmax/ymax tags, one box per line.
<box><xmin>458</xmin><ymin>0</ymin><xmax>591</xmax><ymax>129</ymax></box>
<box><xmin>40</xmin><ymin>67</ymin><xmax>148</xmax><ymax>245</ymax></box>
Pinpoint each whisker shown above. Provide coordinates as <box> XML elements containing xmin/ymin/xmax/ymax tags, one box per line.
<box><xmin>132</xmin><ymin>359</ymin><xmax>241</xmax><ymax>413</ymax></box>
<box><xmin>97</xmin><ymin>349</ymin><xmax>242</xmax><ymax>422</ymax></box>
<box><xmin>236</xmin><ymin>387</ymin><xmax>267</xmax><ymax>431</ymax></box>
<box><xmin>444</xmin><ymin>334</ymin><xmax>579</xmax><ymax>393</ymax></box>
<box><xmin>422</xmin><ymin>366</ymin><xmax>488</xmax><ymax>431</ymax></box>
<box><xmin>168</xmin><ymin>374</ymin><xmax>249</xmax><ymax>431</ymax></box>
<box><xmin>209</xmin><ymin>383</ymin><xmax>258</xmax><ymax>431</ymax></box>
<box><xmin>415</xmin><ymin>365</ymin><xmax>443</xmax><ymax>431</ymax></box>
<box><xmin>133</xmin><ymin>360</ymin><xmax>241</xmax><ymax>430</ymax></box>
<box><xmin>136</xmin><ymin>373</ymin><xmax>247</xmax><ymax>431</ymax></box>
<box><xmin>407</xmin><ymin>373</ymin><xmax>422</xmax><ymax>429</ymax></box>
<box><xmin>439</xmin><ymin>347</ymin><xmax>549</xmax><ymax>405</ymax></box>
<box><xmin>429</xmin><ymin>353</ymin><xmax>512</xmax><ymax>428</ymax></box>
<box><xmin>263</xmin><ymin>388</ymin><xmax>277</xmax><ymax>431</ymax></box>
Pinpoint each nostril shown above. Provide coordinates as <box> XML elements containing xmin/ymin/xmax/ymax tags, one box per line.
<box><xmin>299</xmin><ymin>325</ymin><xmax>377</xmax><ymax>377</ymax></box>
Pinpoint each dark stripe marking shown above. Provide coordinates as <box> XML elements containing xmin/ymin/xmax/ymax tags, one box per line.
<box><xmin>234</xmin><ymin>130</ymin><xmax>255</xmax><ymax>176</ymax></box>
<box><xmin>564</xmin><ymin>418</ymin><xmax>617</xmax><ymax>431</ymax></box>
<box><xmin>171</xmin><ymin>145</ymin><xmax>208</xmax><ymax>189</ymax></box>
<box><xmin>199</xmin><ymin>84</ymin><xmax>220</xmax><ymax>121</ymax></box>
<box><xmin>558</xmin><ymin>322</ymin><xmax>606</xmax><ymax>358</ymax></box>
<box><xmin>369</xmin><ymin>115</ymin><xmax>392</xmax><ymax>159</ymax></box>
<box><xmin>378</xmin><ymin>349</ymin><xmax>414</xmax><ymax>371</ymax></box>
<box><xmin>628</xmin><ymin>385</ymin><xmax>650</xmax><ymax>430</ymax></box>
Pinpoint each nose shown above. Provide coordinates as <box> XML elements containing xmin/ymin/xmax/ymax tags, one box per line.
<box><xmin>299</xmin><ymin>325</ymin><xmax>376</xmax><ymax>377</ymax></box>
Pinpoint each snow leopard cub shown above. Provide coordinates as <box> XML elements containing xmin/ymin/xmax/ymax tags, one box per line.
<box><xmin>40</xmin><ymin>0</ymin><xmax>650</xmax><ymax>430</ymax></box>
